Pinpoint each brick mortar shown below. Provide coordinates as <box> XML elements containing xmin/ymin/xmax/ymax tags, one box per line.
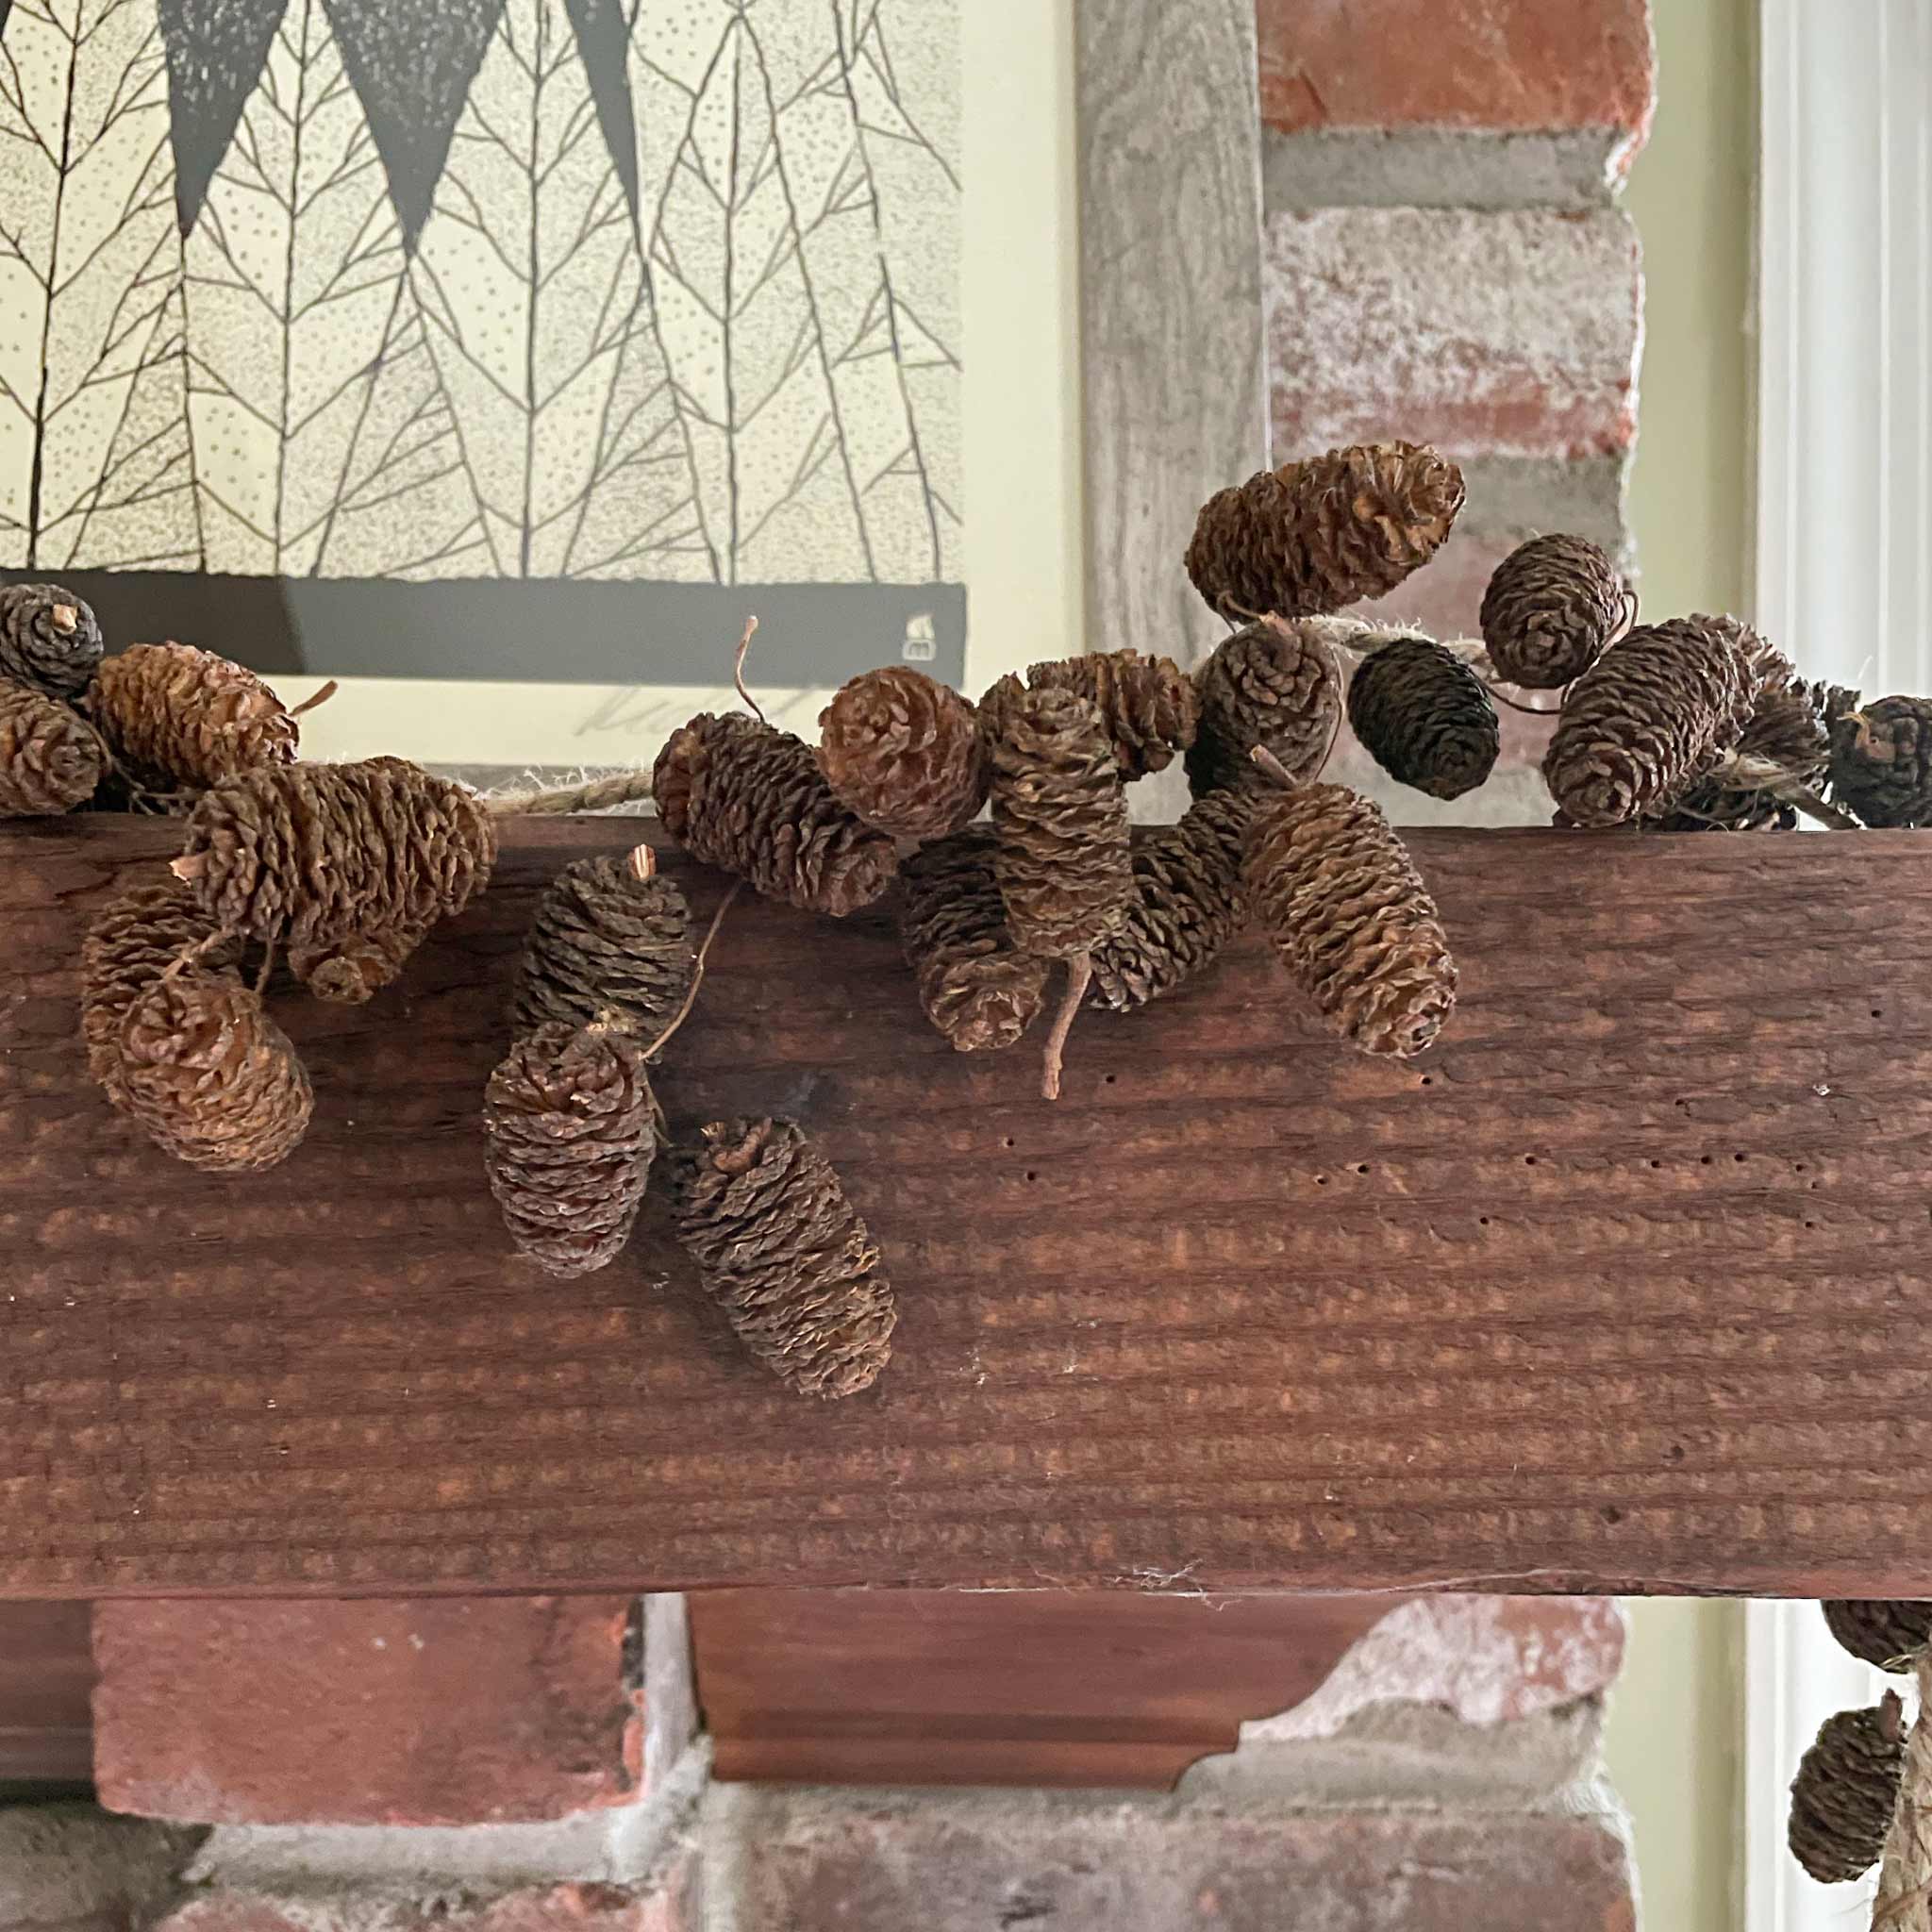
<box><xmin>1262</xmin><ymin>126</ymin><xmax>1638</xmax><ymax>211</ymax></box>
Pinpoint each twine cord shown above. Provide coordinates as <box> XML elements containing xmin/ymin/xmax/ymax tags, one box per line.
<box><xmin>486</xmin><ymin>769</ymin><xmax>656</xmax><ymax>816</ymax></box>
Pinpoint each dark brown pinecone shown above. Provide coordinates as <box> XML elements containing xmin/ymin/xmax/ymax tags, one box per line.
<box><xmin>90</xmin><ymin>641</ymin><xmax>299</xmax><ymax>791</ymax></box>
<box><xmin>897</xmin><ymin>825</ymin><xmax>1051</xmax><ymax>1052</ymax></box>
<box><xmin>115</xmin><ymin>969</ymin><xmax>312</xmax><ymax>1171</ymax></box>
<box><xmin>1542</xmin><ymin>616</ymin><xmax>1761</xmax><ymax>826</ymax></box>
<box><xmin>1186</xmin><ymin>441</ymin><xmax>1464</xmax><ymax>621</ymax></box>
<box><xmin>482</xmin><ymin>1021</ymin><xmax>654</xmax><ymax>1277</ymax></box>
<box><xmin>1830</xmin><ymin>697</ymin><xmax>1932</xmax><ymax>827</ymax></box>
<box><xmin>1824</xmin><ymin>1600</ymin><xmax>1932</xmax><ymax>1672</ymax></box>
<box><xmin>818</xmin><ymin>666</ymin><xmax>987</xmax><ymax>838</ymax></box>
<box><xmin>82</xmin><ymin>877</ymin><xmax>243</xmax><ymax>1103</ymax></box>
<box><xmin>0</xmin><ymin>676</ymin><xmax>103</xmax><ymax>815</ymax></box>
<box><xmin>0</xmin><ymin>584</ymin><xmax>104</xmax><ymax>700</ymax></box>
<box><xmin>1788</xmin><ymin>1694</ymin><xmax>1905</xmax><ymax>1884</ymax></box>
<box><xmin>289</xmin><ymin>922</ymin><xmax>430</xmax><ymax>1004</ymax></box>
<box><xmin>1243</xmin><ymin>782</ymin><xmax>1457</xmax><ymax>1058</ymax></box>
<box><xmin>1188</xmin><ymin>616</ymin><xmax>1344</xmax><ymax>796</ymax></box>
<box><xmin>1479</xmin><ymin>534</ymin><xmax>1627</xmax><ymax>689</ymax></box>
<box><xmin>1655</xmin><ymin>678</ymin><xmax>1849</xmax><ymax>832</ymax></box>
<box><xmin>511</xmin><ymin>849</ymin><xmax>695</xmax><ymax>1043</ymax></box>
<box><xmin>1089</xmin><ymin>791</ymin><xmax>1256</xmax><ymax>1013</ymax></box>
<box><xmin>175</xmin><ymin>758</ymin><xmax>497</xmax><ymax>948</ymax></box>
<box><xmin>675</xmin><ymin>1116</ymin><xmax>896</xmax><ymax>1400</ymax></box>
<box><xmin>654</xmin><ymin>712</ymin><xmax>897</xmax><ymax>916</ymax></box>
<box><xmin>1346</xmin><ymin>635</ymin><xmax>1500</xmax><ymax>800</ymax></box>
<box><xmin>996</xmin><ymin>650</ymin><xmax>1199</xmax><ymax>779</ymax></box>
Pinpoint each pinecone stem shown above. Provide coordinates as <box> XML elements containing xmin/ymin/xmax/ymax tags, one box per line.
<box><xmin>733</xmin><ymin>615</ymin><xmax>767</xmax><ymax>725</ymax></box>
<box><xmin>1873</xmin><ymin>1654</ymin><xmax>1932</xmax><ymax>1930</ymax></box>
<box><xmin>1040</xmin><ymin>952</ymin><xmax>1092</xmax><ymax>1103</ymax></box>
<box><xmin>641</xmin><ymin>882</ymin><xmax>741</xmax><ymax>1059</ymax></box>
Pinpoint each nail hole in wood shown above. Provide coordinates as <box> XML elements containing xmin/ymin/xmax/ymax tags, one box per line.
<box><xmin>1601</xmin><ymin>1505</ymin><xmax>1624</xmax><ymax>1525</ymax></box>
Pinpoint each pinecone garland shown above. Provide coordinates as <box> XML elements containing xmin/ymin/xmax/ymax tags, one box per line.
<box><xmin>90</xmin><ymin>641</ymin><xmax>299</xmax><ymax>791</ymax></box>
<box><xmin>1479</xmin><ymin>534</ymin><xmax>1627</xmax><ymax>689</ymax></box>
<box><xmin>1788</xmin><ymin>1695</ymin><xmax>1906</xmax><ymax>1884</ymax></box>
<box><xmin>897</xmin><ymin>826</ymin><xmax>1051</xmax><ymax>1052</ymax></box>
<box><xmin>1345</xmin><ymin>634</ymin><xmax>1500</xmax><ymax>800</ymax></box>
<box><xmin>654</xmin><ymin>712</ymin><xmax>898</xmax><ymax>916</ymax></box>
<box><xmin>0</xmin><ymin>677</ymin><xmax>103</xmax><ymax>815</ymax></box>
<box><xmin>995</xmin><ymin>649</ymin><xmax>1199</xmax><ymax>778</ymax></box>
<box><xmin>1830</xmin><ymin>697</ymin><xmax>1932</xmax><ymax>827</ymax></box>
<box><xmin>483</xmin><ymin>1021</ymin><xmax>655</xmax><ymax>1277</ymax></box>
<box><xmin>675</xmin><ymin>1116</ymin><xmax>896</xmax><ymax>1400</ymax></box>
<box><xmin>818</xmin><ymin>666</ymin><xmax>987</xmax><ymax>838</ymax></box>
<box><xmin>1243</xmin><ymin>783</ymin><xmax>1457</xmax><ymax>1058</ymax></box>
<box><xmin>1823</xmin><ymin>1600</ymin><xmax>1932</xmax><ymax>1672</ymax></box>
<box><xmin>0</xmin><ymin>583</ymin><xmax>104</xmax><ymax>700</ymax></box>
<box><xmin>1186</xmin><ymin>441</ymin><xmax>1464</xmax><ymax>621</ymax></box>
<box><xmin>1655</xmin><ymin>679</ymin><xmax>1846</xmax><ymax>831</ymax></box>
<box><xmin>1187</xmin><ymin>616</ymin><xmax>1344</xmax><ymax>796</ymax></box>
<box><xmin>289</xmin><ymin>922</ymin><xmax>430</xmax><ymax>1004</ymax></box>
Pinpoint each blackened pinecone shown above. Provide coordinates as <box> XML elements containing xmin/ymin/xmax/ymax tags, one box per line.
<box><xmin>512</xmin><ymin>853</ymin><xmax>694</xmax><ymax>1042</ymax></box>
<box><xmin>289</xmin><ymin>922</ymin><xmax>430</xmax><ymax>1004</ymax></box>
<box><xmin>483</xmin><ymin>1022</ymin><xmax>654</xmax><ymax>1277</ymax></box>
<box><xmin>1186</xmin><ymin>441</ymin><xmax>1464</xmax><ymax>621</ymax></box>
<box><xmin>989</xmin><ymin>685</ymin><xmax>1133</xmax><ymax>960</ymax></box>
<box><xmin>654</xmin><ymin>712</ymin><xmax>897</xmax><ymax>916</ymax></box>
<box><xmin>0</xmin><ymin>584</ymin><xmax>104</xmax><ymax>700</ymax></box>
<box><xmin>818</xmin><ymin>666</ymin><xmax>987</xmax><ymax>838</ymax></box>
<box><xmin>898</xmin><ymin>826</ymin><xmax>1051</xmax><ymax>1052</ymax></box>
<box><xmin>1788</xmin><ymin>1695</ymin><xmax>1905</xmax><ymax>1884</ymax></box>
<box><xmin>1831</xmin><ymin>697</ymin><xmax>1932</xmax><ymax>827</ymax></box>
<box><xmin>675</xmin><ymin>1117</ymin><xmax>897</xmax><ymax>1400</ymax></box>
<box><xmin>177</xmin><ymin>758</ymin><xmax>496</xmax><ymax>947</ymax></box>
<box><xmin>90</xmin><ymin>641</ymin><xmax>299</xmax><ymax>791</ymax></box>
<box><xmin>115</xmin><ymin>969</ymin><xmax>312</xmax><ymax>1171</ymax></box>
<box><xmin>1542</xmin><ymin>616</ymin><xmax>1762</xmax><ymax>826</ymax></box>
<box><xmin>1824</xmin><ymin>1600</ymin><xmax>1932</xmax><ymax>1672</ymax></box>
<box><xmin>1346</xmin><ymin>635</ymin><xmax>1499</xmax><ymax>800</ymax></box>
<box><xmin>1089</xmin><ymin>791</ymin><xmax>1255</xmax><ymax>1013</ymax></box>
<box><xmin>994</xmin><ymin>650</ymin><xmax>1199</xmax><ymax>779</ymax></box>
<box><xmin>0</xmin><ymin>677</ymin><xmax>103</xmax><ymax>815</ymax></box>
<box><xmin>1655</xmin><ymin>679</ymin><xmax>1850</xmax><ymax>832</ymax></box>
<box><xmin>1188</xmin><ymin>616</ymin><xmax>1344</xmax><ymax>796</ymax></box>
<box><xmin>1243</xmin><ymin>782</ymin><xmax>1457</xmax><ymax>1058</ymax></box>
<box><xmin>1479</xmin><ymin>534</ymin><xmax>1627</xmax><ymax>689</ymax></box>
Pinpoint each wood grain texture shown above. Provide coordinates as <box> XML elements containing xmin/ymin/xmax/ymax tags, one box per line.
<box><xmin>0</xmin><ymin>1602</ymin><xmax>94</xmax><ymax>1787</ymax></box>
<box><xmin>5</xmin><ymin>815</ymin><xmax>1932</xmax><ymax>1600</ymax></box>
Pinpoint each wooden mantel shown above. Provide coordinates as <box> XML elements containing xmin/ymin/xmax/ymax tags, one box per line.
<box><xmin>3</xmin><ymin>814</ymin><xmax>1928</xmax><ymax>1602</ymax></box>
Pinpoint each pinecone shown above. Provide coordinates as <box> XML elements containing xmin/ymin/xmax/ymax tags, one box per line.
<box><xmin>175</xmin><ymin>758</ymin><xmax>497</xmax><ymax>947</ymax></box>
<box><xmin>90</xmin><ymin>641</ymin><xmax>299</xmax><ymax>791</ymax></box>
<box><xmin>1655</xmin><ymin>679</ymin><xmax>1846</xmax><ymax>832</ymax></box>
<box><xmin>1830</xmin><ymin>697</ymin><xmax>1932</xmax><ymax>827</ymax></box>
<box><xmin>1542</xmin><ymin>616</ymin><xmax>1761</xmax><ymax>827</ymax></box>
<box><xmin>1243</xmin><ymin>782</ymin><xmax>1457</xmax><ymax>1058</ymax></box>
<box><xmin>288</xmin><ymin>922</ymin><xmax>429</xmax><ymax>1005</ymax></box>
<box><xmin>115</xmin><ymin>969</ymin><xmax>312</xmax><ymax>1171</ymax></box>
<box><xmin>653</xmin><ymin>712</ymin><xmax>897</xmax><ymax>917</ymax></box>
<box><xmin>1346</xmin><ymin>634</ymin><xmax>1500</xmax><ymax>800</ymax></box>
<box><xmin>1824</xmin><ymin>1600</ymin><xmax>1932</xmax><ymax>1672</ymax></box>
<box><xmin>818</xmin><ymin>666</ymin><xmax>987</xmax><ymax>838</ymax></box>
<box><xmin>1788</xmin><ymin>1695</ymin><xmax>1905</xmax><ymax>1884</ymax></box>
<box><xmin>1089</xmin><ymin>790</ymin><xmax>1255</xmax><ymax>1012</ymax></box>
<box><xmin>897</xmin><ymin>825</ymin><xmax>1051</xmax><ymax>1052</ymax></box>
<box><xmin>482</xmin><ymin>1021</ymin><xmax>654</xmax><ymax>1277</ymax></box>
<box><xmin>1186</xmin><ymin>441</ymin><xmax>1464</xmax><ymax>621</ymax></box>
<box><xmin>674</xmin><ymin>1116</ymin><xmax>896</xmax><ymax>1400</ymax></box>
<box><xmin>0</xmin><ymin>583</ymin><xmax>104</xmax><ymax>700</ymax></box>
<box><xmin>1187</xmin><ymin>616</ymin><xmax>1345</xmax><ymax>796</ymax></box>
<box><xmin>1479</xmin><ymin>534</ymin><xmax>1627</xmax><ymax>689</ymax></box>
<box><xmin>0</xmin><ymin>677</ymin><xmax>103</xmax><ymax>815</ymax></box>
<box><xmin>512</xmin><ymin>850</ymin><xmax>695</xmax><ymax>1043</ymax></box>
<box><xmin>994</xmin><ymin>649</ymin><xmax>1199</xmax><ymax>779</ymax></box>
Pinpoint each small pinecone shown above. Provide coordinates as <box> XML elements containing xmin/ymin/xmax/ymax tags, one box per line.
<box><xmin>898</xmin><ymin>825</ymin><xmax>1051</xmax><ymax>1052</ymax></box>
<box><xmin>818</xmin><ymin>667</ymin><xmax>987</xmax><ymax>838</ymax></box>
<box><xmin>0</xmin><ymin>584</ymin><xmax>104</xmax><ymax>700</ymax></box>
<box><xmin>90</xmin><ymin>641</ymin><xmax>298</xmax><ymax>791</ymax></box>
<box><xmin>1830</xmin><ymin>697</ymin><xmax>1932</xmax><ymax>827</ymax></box>
<box><xmin>1346</xmin><ymin>635</ymin><xmax>1500</xmax><ymax>800</ymax></box>
<box><xmin>675</xmin><ymin>1117</ymin><xmax>897</xmax><ymax>1400</ymax></box>
<box><xmin>289</xmin><ymin>922</ymin><xmax>429</xmax><ymax>1004</ymax></box>
<box><xmin>1479</xmin><ymin>535</ymin><xmax>1627</xmax><ymax>689</ymax></box>
<box><xmin>1655</xmin><ymin>679</ymin><xmax>1846</xmax><ymax>832</ymax></box>
<box><xmin>654</xmin><ymin>713</ymin><xmax>897</xmax><ymax>917</ymax></box>
<box><xmin>1188</xmin><ymin>617</ymin><xmax>1343</xmax><ymax>796</ymax></box>
<box><xmin>1243</xmin><ymin>782</ymin><xmax>1457</xmax><ymax>1058</ymax></box>
<box><xmin>1788</xmin><ymin>1695</ymin><xmax>1906</xmax><ymax>1884</ymax></box>
<box><xmin>1542</xmin><ymin>616</ymin><xmax>1761</xmax><ymax>827</ymax></box>
<box><xmin>1823</xmin><ymin>1600</ymin><xmax>1932</xmax><ymax>1672</ymax></box>
<box><xmin>996</xmin><ymin>650</ymin><xmax>1199</xmax><ymax>779</ymax></box>
<box><xmin>482</xmin><ymin>1022</ymin><xmax>654</xmax><ymax>1277</ymax></box>
<box><xmin>177</xmin><ymin>758</ymin><xmax>497</xmax><ymax>947</ymax></box>
<box><xmin>1089</xmin><ymin>790</ymin><xmax>1256</xmax><ymax>1013</ymax></box>
<box><xmin>1186</xmin><ymin>441</ymin><xmax>1464</xmax><ymax>620</ymax></box>
<box><xmin>0</xmin><ymin>677</ymin><xmax>103</xmax><ymax>815</ymax></box>
<box><xmin>989</xmin><ymin>685</ymin><xmax>1133</xmax><ymax>960</ymax></box>
<box><xmin>115</xmin><ymin>969</ymin><xmax>312</xmax><ymax>1171</ymax></box>
<box><xmin>512</xmin><ymin>854</ymin><xmax>695</xmax><ymax>1042</ymax></box>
